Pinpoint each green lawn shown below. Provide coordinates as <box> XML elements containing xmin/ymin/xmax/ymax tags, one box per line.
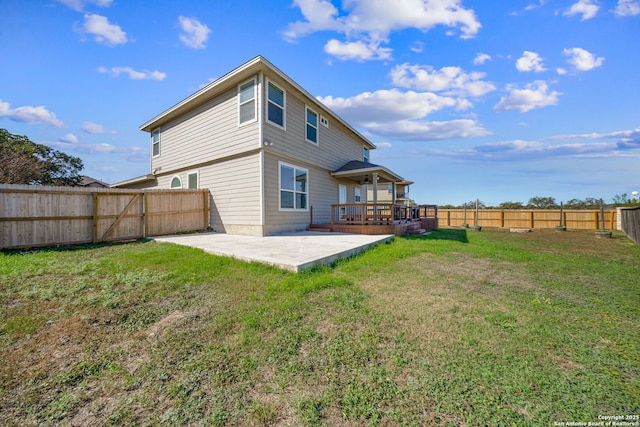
<box><xmin>1</xmin><ymin>229</ymin><xmax>638</xmax><ymax>426</ymax></box>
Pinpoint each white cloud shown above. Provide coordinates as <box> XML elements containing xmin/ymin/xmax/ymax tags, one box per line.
<box><xmin>376</xmin><ymin>142</ymin><xmax>393</xmax><ymax>149</ymax></box>
<box><xmin>390</xmin><ymin>63</ymin><xmax>495</xmax><ymax>97</ymax></box>
<box><xmin>616</xmin><ymin>0</ymin><xmax>640</xmax><ymax>16</ymax></box>
<box><xmin>81</xmin><ymin>13</ymin><xmax>127</xmax><ymax>45</ymax></box>
<box><xmin>516</xmin><ymin>51</ymin><xmax>547</xmax><ymax>72</ymax></box>
<box><xmin>0</xmin><ymin>99</ymin><xmax>64</xmax><ymax>128</ymax></box>
<box><xmin>81</xmin><ymin>121</ymin><xmax>116</xmax><ymax>134</ymax></box>
<box><xmin>56</xmin><ymin>0</ymin><xmax>112</xmax><ymax>11</ymax></box>
<box><xmin>473</xmin><ymin>53</ymin><xmax>491</xmax><ymax>65</ymax></box>
<box><xmin>49</xmin><ymin>140</ymin><xmax>149</xmax><ymax>162</ymax></box>
<box><xmin>563</xmin><ymin>47</ymin><xmax>604</xmax><ymax>71</ymax></box>
<box><xmin>365</xmin><ymin>119</ymin><xmax>490</xmax><ymax>140</ymax></box>
<box><xmin>324</xmin><ymin>39</ymin><xmax>392</xmax><ymax>61</ymax></box>
<box><xmin>285</xmin><ymin>0</ymin><xmax>481</xmax><ymax>60</ymax></box>
<box><xmin>556</xmin><ymin>67</ymin><xmax>568</xmax><ymax>75</ymax></box>
<box><xmin>493</xmin><ymin>81</ymin><xmax>561</xmax><ymax>113</ymax></box>
<box><xmin>59</xmin><ymin>133</ymin><xmax>78</xmax><ymax>144</ymax></box>
<box><xmin>318</xmin><ymin>89</ymin><xmax>459</xmax><ymax>123</ymax></box>
<box><xmin>99</xmin><ymin>66</ymin><xmax>166</xmax><ymax>80</ymax></box>
<box><xmin>410</xmin><ymin>41</ymin><xmax>424</xmax><ymax>53</ymax></box>
<box><xmin>563</xmin><ymin>0</ymin><xmax>600</xmax><ymax>20</ymax></box>
<box><xmin>178</xmin><ymin>16</ymin><xmax>211</xmax><ymax>49</ymax></box>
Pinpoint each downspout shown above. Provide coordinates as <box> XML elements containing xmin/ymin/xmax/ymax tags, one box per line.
<box><xmin>258</xmin><ymin>71</ymin><xmax>265</xmax><ymax>230</ymax></box>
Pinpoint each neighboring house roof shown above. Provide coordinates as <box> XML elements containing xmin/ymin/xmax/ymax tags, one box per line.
<box><xmin>80</xmin><ymin>175</ymin><xmax>109</xmax><ymax>187</ymax></box>
<box><xmin>139</xmin><ymin>55</ymin><xmax>376</xmax><ymax>150</ymax></box>
<box><xmin>332</xmin><ymin>160</ymin><xmax>404</xmax><ymax>184</ymax></box>
<box><xmin>110</xmin><ymin>174</ymin><xmax>156</xmax><ymax>188</ymax></box>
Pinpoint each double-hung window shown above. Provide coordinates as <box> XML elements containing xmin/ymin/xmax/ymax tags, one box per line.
<box><xmin>363</xmin><ymin>146</ymin><xmax>370</xmax><ymax>163</ymax></box>
<box><xmin>238</xmin><ymin>78</ymin><xmax>256</xmax><ymax>125</ymax></box>
<box><xmin>305</xmin><ymin>106</ymin><xmax>318</xmax><ymax>144</ymax></box>
<box><xmin>267</xmin><ymin>81</ymin><xmax>285</xmax><ymax>128</ymax></box>
<box><xmin>279</xmin><ymin>162</ymin><xmax>308</xmax><ymax>210</ymax></box>
<box><xmin>152</xmin><ymin>128</ymin><xmax>160</xmax><ymax>157</ymax></box>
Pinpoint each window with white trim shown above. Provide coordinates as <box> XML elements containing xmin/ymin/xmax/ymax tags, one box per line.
<box><xmin>187</xmin><ymin>171</ymin><xmax>198</xmax><ymax>189</ymax></box>
<box><xmin>152</xmin><ymin>128</ymin><xmax>160</xmax><ymax>157</ymax></box>
<box><xmin>305</xmin><ymin>106</ymin><xmax>318</xmax><ymax>144</ymax></box>
<box><xmin>238</xmin><ymin>78</ymin><xmax>256</xmax><ymax>125</ymax></box>
<box><xmin>267</xmin><ymin>80</ymin><xmax>285</xmax><ymax>128</ymax></box>
<box><xmin>355</xmin><ymin>187</ymin><xmax>361</xmax><ymax>202</ymax></box>
<box><xmin>363</xmin><ymin>146</ymin><xmax>370</xmax><ymax>163</ymax></box>
<box><xmin>170</xmin><ymin>176</ymin><xmax>182</xmax><ymax>189</ymax></box>
<box><xmin>320</xmin><ymin>116</ymin><xmax>329</xmax><ymax>127</ymax></box>
<box><xmin>279</xmin><ymin>162</ymin><xmax>308</xmax><ymax>210</ymax></box>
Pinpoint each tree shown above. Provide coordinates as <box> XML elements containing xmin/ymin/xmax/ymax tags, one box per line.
<box><xmin>499</xmin><ymin>201</ymin><xmax>524</xmax><ymax>209</ymax></box>
<box><xmin>527</xmin><ymin>196</ymin><xmax>557</xmax><ymax>209</ymax></box>
<box><xmin>0</xmin><ymin>128</ymin><xmax>83</xmax><ymax>185</ymax></box>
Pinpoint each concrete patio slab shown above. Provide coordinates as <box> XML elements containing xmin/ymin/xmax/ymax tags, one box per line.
<box><xmin>150</xmin><ymin>231</ymin><xmax>394</xmax><ymax>272</ymax></box>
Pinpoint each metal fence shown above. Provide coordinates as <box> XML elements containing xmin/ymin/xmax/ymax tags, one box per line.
<box><xmin>1</xmin><ymin>184</ymin><xmax>210</xmax><ymax>249</ymax></box>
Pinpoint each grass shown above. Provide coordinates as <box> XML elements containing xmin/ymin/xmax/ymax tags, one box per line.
<box><xmin>0</xmin><ymin>229</ymin><xmax>638</xmax><ymax>426</ymax></box>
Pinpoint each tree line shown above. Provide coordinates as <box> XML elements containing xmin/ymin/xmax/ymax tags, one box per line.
<box><xmin>440</xmin><ymin>195</ymin><xmax>638</xmax><ymax>210</ymax></box>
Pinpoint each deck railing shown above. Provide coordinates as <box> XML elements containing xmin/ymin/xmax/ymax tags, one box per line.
<box><xmin>331</xmin><ymin>203</ymin><xmax>423</xmax><ymax>225</ymax></box>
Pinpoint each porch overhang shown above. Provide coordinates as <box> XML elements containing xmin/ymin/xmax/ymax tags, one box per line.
<box><xmin>331</xmin><ymin>160</ymin><xmax>404</xmax><ymax>185</ymax></box>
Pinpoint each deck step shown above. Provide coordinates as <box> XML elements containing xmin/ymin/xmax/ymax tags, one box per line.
<box><xmin>407</xmin><ymin>228</ymin><xmax>426</xmax><ymax>235</ymax></box>
<box><xmin>307</xmin><ymin>224</ymin><xmax>334</xmax><ymax>232</ymax></box>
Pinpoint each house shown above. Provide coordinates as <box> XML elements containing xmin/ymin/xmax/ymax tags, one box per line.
<box><xmin>80</xmin><ymin>175</ymin><xmax>109</xmax><ymax>188</ymax></box>
<box><xmin>367</xmin><ymin>179</ymin><xmax>414</xmax><ymax>206</ymax></box>
<box><xmin>114</xmin><ymin>56</ymin><xmax>423</xmax><ymax>236</ymax></box>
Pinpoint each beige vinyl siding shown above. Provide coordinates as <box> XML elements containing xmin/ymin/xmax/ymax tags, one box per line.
<box><xmin>262</xmin><ymin>73</ymin><xmax>366</xmax><ymax>172</ymax></box>
<box><xmin>154</xmin><ymin>152</ymin><xmax>262</xmax><ymax>234</ymax></box>
<box><xmin>263</xmin><ymin>151</ymin><xmax>354</xmax><ymax>229</ymax></box>
<box><xmin>152</xmin><ymin>84</ymin><xmax>259</xmax><ymax>174</ymax></box>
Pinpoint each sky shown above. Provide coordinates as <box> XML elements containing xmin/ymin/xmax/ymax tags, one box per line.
<box><xmin>1</xmin><ymin>0</ymin><xmax>639</xmax><ymax>206</ymax></box>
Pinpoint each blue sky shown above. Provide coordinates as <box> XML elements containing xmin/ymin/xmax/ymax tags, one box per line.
<box><xmin>1</xmin><ymin>0</ymin><xmax>638</xmax><ymax>206</ymax></box>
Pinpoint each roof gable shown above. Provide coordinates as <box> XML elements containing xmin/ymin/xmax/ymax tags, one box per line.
<box><xmin>139</xmin><ymin>56</ymin><xmax>376</xmax><ymax>149</ymax></box>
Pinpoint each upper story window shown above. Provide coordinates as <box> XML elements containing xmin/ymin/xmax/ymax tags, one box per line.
<box><xmin>279</xmin><ymin>162</ymin><xmax>308</xmax><ymax>211</ymax></box>
<box><xmin>152</xmin><ymin>128</ymin><xmax>160</xmax><ymax>157</ymax></box>
<box><xmin>238</xmin><ymin>78</ymin><xmax>256</xmax><ymax>125</ymax></box>
<box><xmin>320</xmin><ymin>116</ymin><xmax>329</xmax><ymax>127</ymax></box>
<box><xmin>305</xmin><ymin>106</ymin><xmax>318</xmax><ymax>144</ymax></box>
<box><xmin>363</xmin><ymin>146</ymin><xmax>370</xmax><ymax>163</ymax></box>
<box><xmin>267</xmin><ymin>80</ymin><xmax>285</xmax><ymax>128</ymax></box>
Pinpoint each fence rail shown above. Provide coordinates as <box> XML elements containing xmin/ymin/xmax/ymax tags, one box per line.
<box><xmin>438</xmin><ymin>209</ymin><xmax>617</xmax><ymax>230</ymax></box>
<box><xmin>1</xmin><ymin>184</ymin><xmax>210</xmax><ymax>249</ymax></box>
<box><xmin>620</xmin><ymin>206</ymin><xmax>640</xmax><ymax>244</ymax></box>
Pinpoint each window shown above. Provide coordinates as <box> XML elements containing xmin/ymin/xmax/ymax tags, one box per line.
<box><xmin>355</xmin><ymin>187</ymin><xmax>361</xmax><ymax>203</ymax></box>
<box><xmin>187</xmin><ymin>171</ymin><xmax>198</xmax><ymax>189</ymax></box>
<box><xmin>320</xmin><ymin>116</ymin><xmax>329</xmax><ymax>127</ymax></box>
<box><xmin>305</xmin><ymin>106</ymin><xmax>318</xmax><ymax>144</ymax></box>
<box><xmin>238</xmin><ymin>78</ymin><xmax>256</xmax><ymax>125</ymax></box>
<box><xmin>170</xmin><ymin>176</ymin><xmax>182</xmax><ymax>189</ymax></box>
<box><xmin>267</xmin><ymin>80</ymin><xmax>285</xmax><ymax>128</ymax></box>
<box><xmin>388</xmin><ymin>184</ymin><xmax>393</xmax><ymax>194</ymax></box>
<box><xmin>363</xmin><ymin>146</ymin><xmax>370</xmax><ymax>163</ymax></box>
<box><xmin>152</xmin><ymin>128</ymin><xmax>160</xmax><ymax>157</ymax></box>
<box><xmin>279</xmin><ymin>162</ymin><xmax>308</xmax><ymax>210</ymax></box>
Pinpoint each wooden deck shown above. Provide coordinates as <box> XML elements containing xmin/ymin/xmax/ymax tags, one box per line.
<box><xmin>308</xmin><ymin>204</ymin><xmax>438</xmax><ymax>236</ymax></box>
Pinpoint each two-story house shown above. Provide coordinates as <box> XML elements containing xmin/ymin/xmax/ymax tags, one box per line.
<box><xmin>114</xmin><ymin>56</ymin><xmax>416</xmax><ymax>236</ymax></box>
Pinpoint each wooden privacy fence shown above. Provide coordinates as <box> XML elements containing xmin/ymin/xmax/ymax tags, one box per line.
<box><xmin>620</xmin><ymin>206</ymin><xmax>640</xmax><ymax>245</ymax></box>
<box><xmin>1</xmin><ymin>184</ymin><xmax>210</xmax><ymax>250</ymax></box>
<box><xmin>438</xmin><ymin>209</ymin><xmax>617</xmax><ymax>230</ymax></box>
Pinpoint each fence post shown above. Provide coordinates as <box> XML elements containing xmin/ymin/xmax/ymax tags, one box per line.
<box><xmin>500</xmin><ymin>210</ymin><xmax>505</xmax><ymax>228</ymax></box>
<box><xmin>530</xmin><ymin>211</ymin><xmax>534</xmax><ymax>229</ymax></box>
<box><xmin>92</xmin><ymin>192</ymin><xmax>98</xmax><ymax>243</ymax></box>
<box><xmin>594</xmin><ymin>211</ymin><xmax>599</xmax><ymax>230</ymax></box>
<box><xmin>142</xmin><ymin>192</ymin><xmax>147</xmax><ymax>238</ymax></box>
